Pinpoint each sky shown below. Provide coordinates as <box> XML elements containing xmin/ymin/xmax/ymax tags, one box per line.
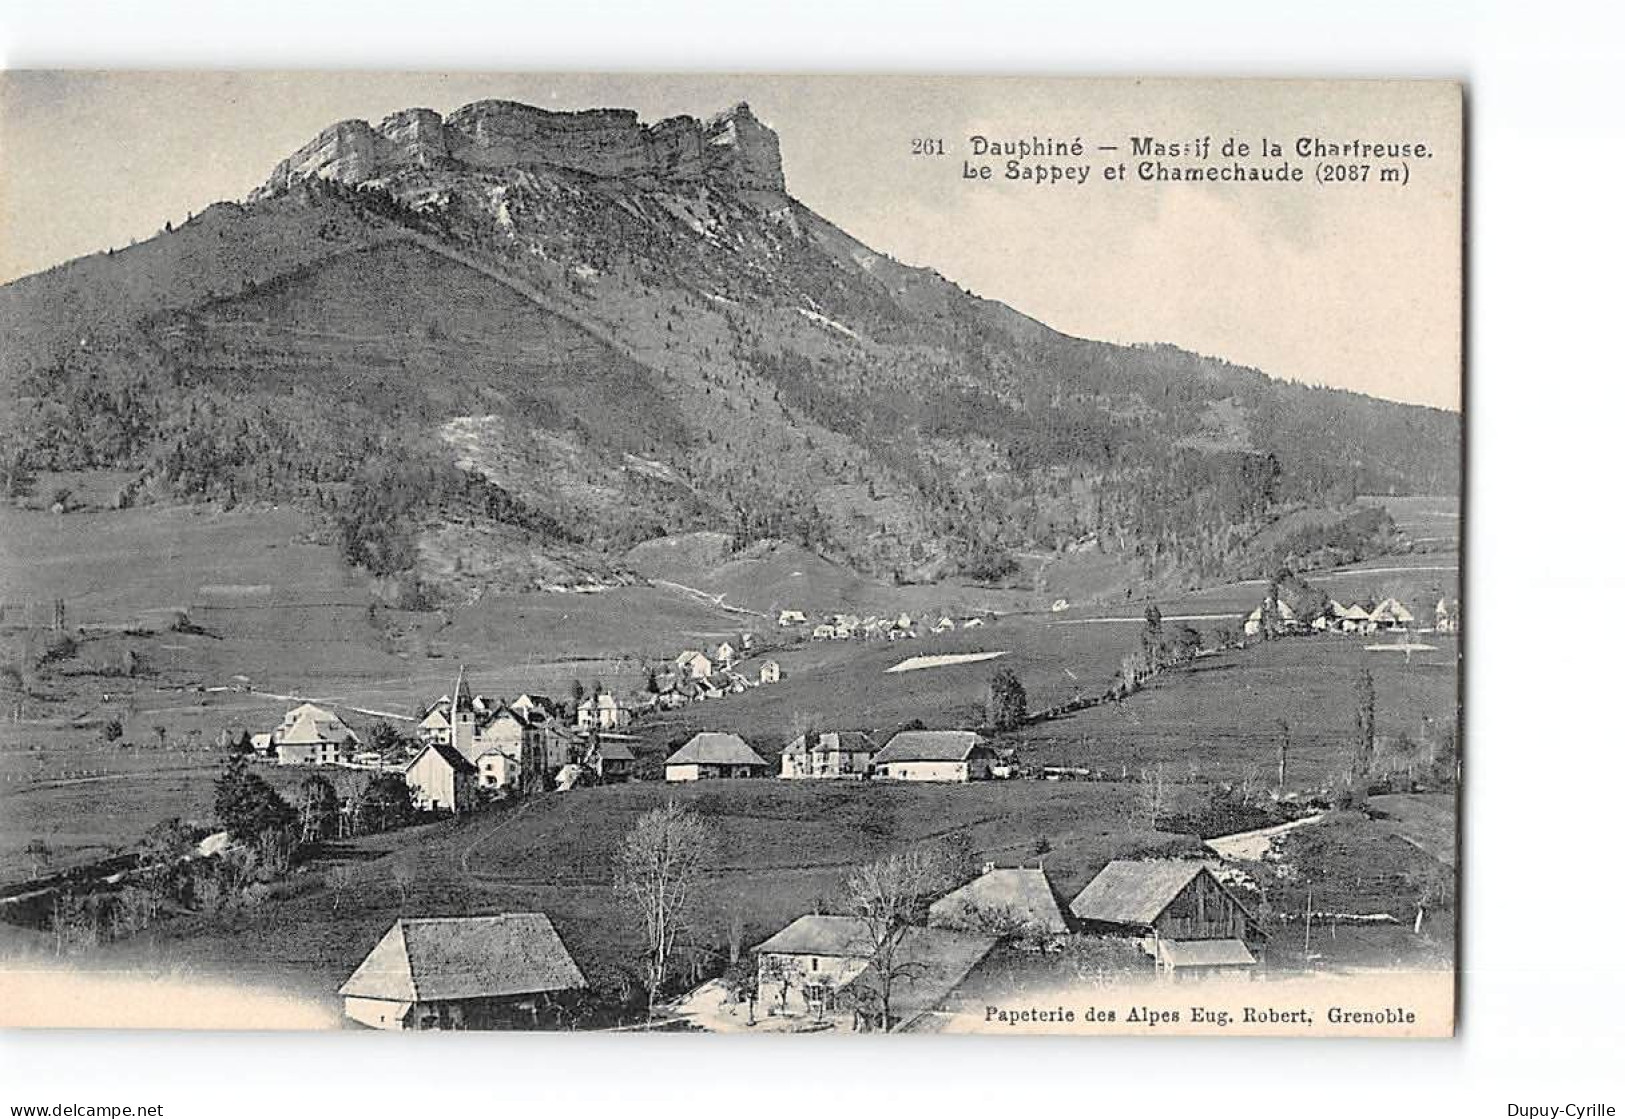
<box><xmin>0</xmin><ymin>72</ymin><xmax>1461</xmax><ymax>409</ymax></box>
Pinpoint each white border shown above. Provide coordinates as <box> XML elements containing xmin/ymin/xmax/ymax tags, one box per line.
<box><xmin>3</xmin><ymin>2</ymin><xmax>1623</xmax><ymax>1116</ymax></box>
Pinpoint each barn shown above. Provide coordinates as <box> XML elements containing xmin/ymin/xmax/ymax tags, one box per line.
<box><xmin>1069</xmin><ymin>860</ymin><xmax>1262</xmax><ymax>942</ymax></box>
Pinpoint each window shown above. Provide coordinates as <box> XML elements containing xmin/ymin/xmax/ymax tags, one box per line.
<box><xmin>811</xmin><ymin>958</ymin><xmax>819</xmax><ymax>972</ymax></box>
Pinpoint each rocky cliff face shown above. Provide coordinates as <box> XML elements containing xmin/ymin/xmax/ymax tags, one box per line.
<box><xmin>252</xmin><ymin>99</ymin><xmax>784</xmax><ymax>198</ymax></box>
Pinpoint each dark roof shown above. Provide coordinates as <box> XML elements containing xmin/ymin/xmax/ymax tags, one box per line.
<box><xmin>339</xmin><ymin>913</ymin><xmax>586</xmax><ymax>1002</ymax></box>
<box><xmin>666</xmin><ymin>732</ymin><xmax>768</xmax><ymax>768</ymax></box>
<box><xmin>1068</xmin><ymin>860</ymin><xmax>1211</xmax><ymax>926</ymax></box>
<box><xmin>595</xmin><ymin>739</ymin><xmax>636</xmax><ymax>762</ymax></box>
<box><xmin>874</xmin><ymin>730</ymin><xmax>989</xmax><ymax>764</ymax></box>
<box><xmin>1158</xmin><ymin>938</ymin><xmax>1256</xmax><ymax>968</ymax></box>
<box><xmin>754</xmin><ymin>914</ymin><xmax>874</xmax><ymax>958</ymax></box>
<box><xmin>782</xmin><ymin>730</ymin><xmax>876</xmax><ymax>756</ymax></box>
<box><xmin>407</xmin><ymin>740</ymin><xmax>478</xmax><ymax>776</ymax></box>
<box><xmin>928</xmin><ymin>868</ymin><xmax>1071</xmax><ymax>935</ymax></box>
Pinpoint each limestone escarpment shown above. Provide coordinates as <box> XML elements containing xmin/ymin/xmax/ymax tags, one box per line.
<box><xmin>252</xmin><ymin>99</ymin><xmax>784</xmax><ymax>199</ymax></box>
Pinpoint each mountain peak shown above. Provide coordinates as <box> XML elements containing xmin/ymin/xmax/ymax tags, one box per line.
<box><xmin>251</xmin><ymin>99</ymin><xmax>785</xmax><ymax>199</ymax></box>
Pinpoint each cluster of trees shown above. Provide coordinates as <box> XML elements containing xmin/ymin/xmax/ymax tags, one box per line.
<box><xmin>1117</xmin><ymin>604</ymin><xmax>1206</xmax><ymax>696</ymax></box>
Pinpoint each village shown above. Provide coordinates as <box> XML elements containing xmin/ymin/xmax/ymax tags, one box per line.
<box><xmin>0</xmin><ymin>570</ymin><xmax>1447</xmax><ymax>1033</ymax></box>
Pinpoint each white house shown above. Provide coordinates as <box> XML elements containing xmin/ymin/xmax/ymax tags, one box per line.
<box><xmin>404</xmin><ymin>741</ymin><xmax>477</xmax><ymax>813</ymax></box>
<box><xmin>676</xmin><ymin>650</ymin><xmax>713</xmax><ymax>680</ymax></box>
<box><xmin>753</xmin><ymin>914</ymin><xmax>876</xmax><ymax>1019</ymax></box>
<box><xmin>340</xmin><ymin>913</ymin><xmax>586</xmax><ymax>1030</ymax></box>
<box><xmin>930</xmin><ymin>617</ymin><xmax>956</xmax><ymax>634</ymax></box>
<box><xmin>758</xmin><ymin>660</ymin><xmax>782</xmax><ymax>685</ymax></box>
<box><xmin>812</xmin><ymin>624</ymin><xmax>837</xmax><ymax>640</ymax></box>
<box><xmin>1371</xmin><ymin>597</ymin><xmax>1415</xmax><ymax>630</ymax></box>
<box><xmin>714</xmin><ymin>641</ymin><xmax>737</xmax><ymax>669</ymax></box>
<box><xmin>271</xmin><ymin>703</ymin><xmax>359</xmax><ymax>766</ymax></box>
<box><xmin>576</xmin><ymin>692</ymin><xmax>629</xmax><ymax>731</ymax></box>
<box><xmin>872</xmin><ymin>731</ymin><xmax>995</xmax><ymax>783</ymax></box>
<box><xmin>778</xmin><ymin>610</ymin><xmax>808</xmax><ymax>627</ymax></box>
<box><xmin>779</xmin><ymin>731</ymin><xmax>875</xmax><ymax>779</ymax></box>
<box><xmin>1435</xmin><ymin>597</ymin><xmax>1460</xmax><ymax>634</ymax></box>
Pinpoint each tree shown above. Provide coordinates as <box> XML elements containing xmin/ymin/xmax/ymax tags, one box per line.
<box><xmin>844</xmin><ymin>847</ymin><xmax>949</xmax><ymax>1031</ymax></box>
<box><xmin>1141</xmin><ymin>603</ymin><xmax>1164</xmax><ymax>666</ymax></box>
<box><xmin>613</xmin><ymin>801</ymin><xmax>717</xmax><ymax>1021</ymax></box>
<box><xmin>366</xmin><ymin>719</ymin><xmax>410</xmax><ymax>760</ymax></box>
<box><xmin>987</xmin><ymin>666</ymin><xmax>1028</xmax><ymax>731</ymax></box>
<box><xmin>1352</xmin><ymin>667</ymin><xmax>1377</xmax><ymax>783</ymax></box>
<box><xmin>137</xmin><ymin>817</ymin><xmax>195</xmax><ymax>867</ymax></box>
<box><xmin>358</xmin><ymin>773</ymin><xmax>414</xmax><ymax>833</ymax></box>
<box><xmin>213</xmin><ymin>753</ymin><xmax>295</xmax><ymax>843</ymax></box>
<box><xmin>297</xmin><ymin>774</ymin><xmax>340</xmax><ymax>843</ymax></box>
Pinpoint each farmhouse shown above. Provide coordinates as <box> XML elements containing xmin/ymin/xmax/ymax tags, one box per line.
<box><xmin>758</xmin><ymin>659</ymin><xmax>782</xmax><ymax>684</ymax></box>
<box><xmin>270</xmin><ymin>703</ymin><xmax>359</xmax><ymax>766</ymax></box>
<box><xmin>1340</xmin><ymin>602</ymin><xmax>1376</xmax><ymax>634</ymax></box>
<box><xmin>576</xmin><ymin>692</ymin><xmax>629</xmax><ymax>731</ymax></box>
<box><xmin>1435</xmin><ymin>597</ymin><xmax>1460</xmax><ymax>634</ymax></box>
<box><xmin>812</xmin><ymin>624</ymin><xmax>837</xmax><ymax>640</ymax></box>
<box><xmin>1243</xmin><ymin>598</ymin><xmax>1299</xmax><ymax>637</ymax></box>
<box><xmin>404</xmin><ymin>740</ymin><xmax>478</xmax><ymax>814</ymax></box>
<box><xmin>872</xmin><ymin>731</ymin><xmax>995</xmax><ymax>782</ymax></box>
<box><xmin>754</xmin><ymin>914</ymin><xmax>876</xmax><ymax>1019</ymax></box>
<box><xmin>779</xmin><ymin>730</ymin><xmax>875</xmax><ymax>779</ymax></box>
<box><xmin>1068</xmin><ymin>860</ymin><xmax>1263</xmax><ymax>977</ymax></box>
<box><xmin>676</xmin><ymin>650</ymin><xmax>713</xmax><ymax>680</ymax></box>
<box><xmin>714</xmin><ymin>641</ymin><xmax>736</xmax><ymax>668</ymax></box>
<box><xmin>1371</xmin><ymin>597</ymin><xmax>1416</xmax><ymax>630</ymax></box>
<box><xmin>928</xmin><ymin>865</ymin><xmax>1072</xmax><ymax>939</ymax></box>
<box><xmin>339</xmin><ymin>912</ymin><xmax>586</xmax><ymax>1030</ymax></box>
<box><xmin>664</xmin><ymin>733</ymin><xmax>770</xmax><ymax>782</ymax></box>
<box><xmin>778</xmin><ymin>610</ymin><xmax>807</xmax><ymax>627</ymax></box>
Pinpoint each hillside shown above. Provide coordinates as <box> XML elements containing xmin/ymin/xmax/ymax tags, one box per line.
<box><xmin>0</xmin><ymin>99</ymin><xmax>1459</xmax><ymax>601</ymax></box>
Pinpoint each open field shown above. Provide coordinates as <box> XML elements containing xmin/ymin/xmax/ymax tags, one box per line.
<box><xmin>0</xmin><ymin>747</ymin><xmax>362</xmax><ymax>881</ymax></box>
<box><xmin>635</xmin><ymin>614</ymin><xmax>1145</xmax><ymax>755</ymax></box>
<box><xmin>1008</xmin><ymin>633</ymin><xmax>1458</xmax><ymax>791</ymax></box>
<box><xmin>80</xmin><ymin>777</ymin><xmax>1173</xmax><ymax>1005</ymax></box>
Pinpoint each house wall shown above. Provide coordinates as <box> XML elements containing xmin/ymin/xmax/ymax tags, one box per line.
<box><xmin>668</xmin><ymin>762</ymin><xmax>764</xmax><ymax>782</ymax></box>
<box><xmin>343</xmin><ymin>996</ymin><xmax>410</xmax><ymax>1030</ymax></box>
<box><xmin>876</xmin><ymin>760</ymin><xmax>971</xmax><ymax>782</ymax></box>
<box><xmin>407</xmin><ymin>756</ymin><xmax>468</xmax><ymax>812</ymax></box>
<box><xmin>757</xmin><ymin>951</ymin><xmax>868</xmax><ymax>1016</ymax></box>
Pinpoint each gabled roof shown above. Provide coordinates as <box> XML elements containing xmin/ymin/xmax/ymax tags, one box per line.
<box><xmin>666</xmin><ymin>732</ymin><xmax>768</xmax><ymax>768</ymax></box>
<box><xmin>782</xmin><ymin>730</ymin><xmax>875</xmax><ymax>756</ymax></box>
<box><xmin>874</xmin><ymin>731</ymin><xmax>989</xmax><ymax>765</ymax></box>
<box><xmin>1158</xmin><ymin>938</ymin><xmax>1256</xmax><ymax>968</ymax></box>
<box><xmin>407</xmin><ymin>740</ymin><xmax>478</xmax><ymax>776</ymax></box>
<box><xmin>339</xmin><ymin>913</ymin><xmax>585</xmax><ymax>1002</ymax></box>
<box><xmin>928</xmin><ymin>868</ymin><xmax>1071</xmax><ymax>935</ymax></box>
<box><xmin>676</xmin><ymin>650</ymin><xmax>710</xmax><ymax>665</ymax></box>
<box><xmin>278</xmin><ymin>709</ymin><xmax>358</xmax><ymax>747</ymax></box>
<box><xmin>1069</xmin><ymin>860</ymin><xmax>1225</xmax><ymax>926</ymax></box>
<box><xmin>1371</xmin><ymin>597</ymin><xmax>1415</xmax><ymax>623</ymax></box>
<box><xmin>754</xmin><ymin>914</ymin><xmax>874</xmax><ymax>958</ymax></box>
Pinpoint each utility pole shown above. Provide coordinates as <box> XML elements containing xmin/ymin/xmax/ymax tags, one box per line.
<box><xmin>1277</xmin><ymin>720</ymin><xmax>1289</xmax><ymax>794</ymax></box>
